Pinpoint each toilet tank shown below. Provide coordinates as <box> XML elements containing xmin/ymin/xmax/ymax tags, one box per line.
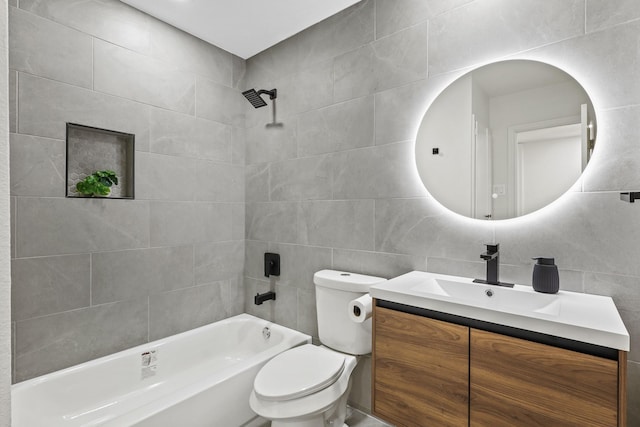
<box><xmin>314</xmin><ymin>270</ymin><xmax>386</xmax><ymax>355</ymax></box>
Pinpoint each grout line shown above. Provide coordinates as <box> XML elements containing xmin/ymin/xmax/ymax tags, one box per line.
<box><xmin>147</xmin><ymin>296</ymin><xmax>150</xmax><ymax>343</ymax></box>
<box><xmin>91</xmin><ymin>37</ymin><xmax>95</xmax><ymax>91</ymax></box>
<box><xmin>89</xmin><ymin>253</ymin><xmax>92</xmax><ymax>306</ymax></box>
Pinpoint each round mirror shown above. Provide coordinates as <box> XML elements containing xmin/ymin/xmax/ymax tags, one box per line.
<box><xmin>415</xmin><ymin>60</ymin><xmax>596</xmax><ymax>220</ymax></box>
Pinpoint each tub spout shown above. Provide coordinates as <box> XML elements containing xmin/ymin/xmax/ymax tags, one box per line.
<box><xmin>254</xmin><ymin>291</ymin><xmax>276</xmax><ymax>305</ymax></box>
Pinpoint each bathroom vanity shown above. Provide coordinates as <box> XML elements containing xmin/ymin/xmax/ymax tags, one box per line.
<box><xmin>369</xmin><ymin>271</ymin><xmax>629</xmax><ymax>427</ymax></box>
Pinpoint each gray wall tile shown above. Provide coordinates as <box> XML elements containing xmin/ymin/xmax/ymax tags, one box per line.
<box><xmin>148</xmin><ymin>283</ymin><xmax>227</xmax><ymax>341</ymax></box>
<box><xmin>495</xmin><ymin>192</ymin><xmax>640</xmax><ymax>277</ymax></box>
<box><xmin>94</xmin><ymin>39</ymin><xmax>195</xmax><ymax>114</ymax></box>
<box><xmin>270</xmin><ymin>156</ymin><xmax>332</xmax><ymax>201</ymax></box>
<box><xmin>10</xmin><ymin>197</ymin><xmax>15</xmax><ymax>259</ymax></box>
<box><xmin>268</xmin><ymin>243</ymin><xmax>332</xmax><ymax>292</ymax></box>
<box><xmin>246</xmin><ymin>163</ymin><xmax>270</xmax><ymax>203</ymax></box>
<box><xmin>195</xmin><ymin>160</ymin><xmax>244</xmax><ymax>202</ymax></box>
<box><xmin>16</xmin><ymin>198</ymin><xmax>150</xmax><ymax>257</ymax></box>
<box><xmin>18</xmin><ymin>73</ymin><xmax>151</xmax><ymax>150</ymax></box>
<box><xmin>232</xmin><ymin>55</ymin><xmax>246</xmax><ymax>89</ymax></box>
<box><xmin>375</xmin><ymin>0</ymin><xmax>473</xmax><ymax>39</ymax></box>
<box><xmin>583</xmin><ymin>272</ymin><xmax>640</xmax><ymax>359</ymax></box>
<box><xmin>333</xmin><ymin>249</ymin><xmax>425</xmax><ymax>279</ymax></box>
<box><xmin>296</xmin><ymin>288</ymin><xmax>318</xmax><ymax>338</ymax></box>
<box><xmin>92</xmin><ymin>246</ymin><xmax>195</xmax><ymax>305</ymax></box>
<box><xmin>147</xmin><ymin>18</ymin><xmax>233</xmax><ymax>85</ymax></box>
<box><xmin>231</xmin><ymin>203</ymin><xmax>245</xmax><ymax>241</ymax></box>
<box><xmin>12</xmin><ymin>254</ymin><xmax>90</xmax><ymax>321</ymax></box>
<box><xmin>9</xmin><ymin>70</ymin><xmax>16</xmax><ymax>133</ymax></box>
<box><xmin>9</xmin><ymin>7</ymin><xmax>92</xmax><ymax>88</ymax></box>
<box><xmin>9</xmin><ymin>133</ymin><xmax>65</xmax><ymax>197</ymax></box>
<box><xmin>244</xmin><ymin>240</ymin><xmax>269</xmax><ymax>280</ymax></box>
<box><xmin>9</xmin><ymin>0</ymin><xmax>246</xmax><ymax>386</ymax></box>
<box><xmin>135</xmin><ymin>152</ymin><xmax>196</xmax><ymax>201</ymax></box>
<box><xmin>231</xmin><ymin>126</ymin><xmax>245</xmax><ymax>165</ymax></box>
<box><xmin>375</xmin><ymin>198</ymin><xmax>493</xmax><ymax>259</ymax></box>
<box><xmin>272</xmin><ymin>283</ymin><xmax>297</xmax><ymax>330</ymax></box>
<box><xmin>149</xmin><ymin>201</ymin><xmax>233</xmax><ymax>247</ymax></box>
<box><xmin>298</xmin><ymin>200</ymin><xmax>375</xmax><ymax>250</ymax></box>
<box><xmin>428</xmin><ymin>0</ymin><xmax>585</xmax><ymax>76</ymax></box>
<box><xmin>246</xmin><ymin>0</ymin><xmax>374</xmax><ymax>83</ymax></box>
<box><xmin>297</xmin><ymin>96</ymin><xmax>374</xmax><ymax>156</ymax></box>
<box><xmin>331</xmin><ymin>142</ymin><xmax>425</xmax><ymax>199</ymax></box>
<box><xmin>582</xmin><ymin>106</ymin><xmax>640</xmax><ymax>191</ymax></box>
<box><xmin>374</xmin><ymin>78</ymin><xmax>434</xmax><ymax>145</ymax></box>
<box><xmin>149</xmin><ymin>108</ymin><xmax>232</xmax><ymax>162</ymax></box>
<box><xmin>334</xmin><ymin>23</ymin><xmax>428</xmax><ymax>101</ymax></box>
<box><xmin>222</xmin><ymin>276</ymin><xmax>245</xmax><ymax>318</ymax></box>
<box><xmin>246</xmin><ymin>202</ymin><xmax>298</xmax><ymax>243</ymax></box>
<box><xmin>195</xmin><ymin>240</ymin><xmax>244</xmax><ymax>285</ymax></box>
<box><xmin>19</xmin><ymin>0</ymin><xmax>154</xmax><ymax>55</ymax></box>
<box><xmin>195</xmin><ymin>77</ymin><xmax>244</xmax><ymax>126</ymax></box>
<box><xmin>524</xmin><ymin>20</ymin><xmax>640</xmax><ymax>110</ymax></box>
<box><xmin>273</xmin><ymin>60</ymin><xmax>334</xmax><ymax>118</ymax></box>
<box><xmin>14</xmin><ymin>299</ymin><xmax>148</xmax><ymax>382</ymax></box>
<box><xmin>246</xmin><ymin>120</ymin><xmax>297</xmax><ymax>165</ymax></box>
<box><xmin>586</xmin><ymin>0</ymin><xmax>640</xmax><ymax>33</ymax></box>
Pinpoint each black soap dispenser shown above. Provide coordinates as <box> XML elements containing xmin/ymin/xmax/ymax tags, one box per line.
<box><xmin>532</xmin><ymin>257</ymin><xmax>559</xmax><ymax>294</ymax></box>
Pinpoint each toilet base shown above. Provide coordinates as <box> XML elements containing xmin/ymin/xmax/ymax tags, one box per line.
<box><xmin>265</xmin><ymin>380</ymin><xmax>352</xmax><ymax>427</ymax></box>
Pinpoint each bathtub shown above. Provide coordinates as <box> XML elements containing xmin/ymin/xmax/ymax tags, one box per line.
<box><xmin>12</xmin><ymin>314</ymin><xmax>311</xmax><ymax>427</ymax></box>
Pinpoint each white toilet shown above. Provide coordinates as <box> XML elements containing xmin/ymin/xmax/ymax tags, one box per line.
<box><xmin>249</xmin><ymin>269</ymin><xmax>386</xmax><ymax>427</ymax></box>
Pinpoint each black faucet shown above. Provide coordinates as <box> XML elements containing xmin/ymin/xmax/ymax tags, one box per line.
<box><xmin>473</xmin><ymin>243</ymin><xmax>514</xmax><ymax>288</ymax></box>
<box><xmin>254</xmin><ymin>291</ymin><xmax>276</xmax><ymax>305</ymax></box>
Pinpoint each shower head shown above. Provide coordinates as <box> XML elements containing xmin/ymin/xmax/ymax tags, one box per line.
<box><xmin>242</xmin><ymin>88</ymin><xmax>277</xmax><ymax>108</ymax></box>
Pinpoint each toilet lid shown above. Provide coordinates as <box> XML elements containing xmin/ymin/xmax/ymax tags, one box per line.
<box><xmin>254</xmin><ymin>344</ymin><xmax>345</xmax><ymax>401</ymax></box>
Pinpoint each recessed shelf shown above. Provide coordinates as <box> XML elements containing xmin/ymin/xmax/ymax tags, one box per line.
<box><xmin>66</xmin><ymin>123</ymin><xmax>135</xmax><ymax>199</ymax></box>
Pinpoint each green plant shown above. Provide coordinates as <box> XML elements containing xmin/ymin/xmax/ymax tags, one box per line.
<box><xmin>76</xmin><ymin>170</ymin><xmax>119</xmax><ymax>197</ymax></box>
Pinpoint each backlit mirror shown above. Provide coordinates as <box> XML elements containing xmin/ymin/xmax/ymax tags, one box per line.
<box><xmin>415</xmin><ymin>60</ymin><xmax>596</xmax><ymax>220</ymax></box>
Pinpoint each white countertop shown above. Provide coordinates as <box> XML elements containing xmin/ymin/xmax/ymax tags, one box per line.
<box><xmin>369</xmin><ymin>271</ymin><xmax>630</xmax><ymax>351</ymax></box>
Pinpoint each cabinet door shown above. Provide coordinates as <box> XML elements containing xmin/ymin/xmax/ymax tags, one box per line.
<box><xmin>470</xmin><ymin>328</ymin><xmax>618</xmax><ymax>427</ymax></box>
<box><xmin>373</xmin><ymin>306</ymin><xmax>469</xmax><ymax>427</ymax></box>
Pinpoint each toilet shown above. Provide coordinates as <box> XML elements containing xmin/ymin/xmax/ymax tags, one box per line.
<box><xmin>249</xmin><ymin>269</ymin><xmax>386</xmax><ymax>427</ymax></box>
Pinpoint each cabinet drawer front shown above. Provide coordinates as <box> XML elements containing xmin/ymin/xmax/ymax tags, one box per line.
<box><xmin>470</xmin><ymin>329</ymin><xmax>618</xmax><ymax>427</ymax></box>
<box><xmin>373</xmin><ymin>306</ymin><xmax>469</xmax><ymax>427</ymax></box>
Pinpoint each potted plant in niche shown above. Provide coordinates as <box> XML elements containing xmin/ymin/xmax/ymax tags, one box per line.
<box><xmin>76</xmin><ymin>170</ymin><xmax>119</xmax><ymax>197</ymax></box>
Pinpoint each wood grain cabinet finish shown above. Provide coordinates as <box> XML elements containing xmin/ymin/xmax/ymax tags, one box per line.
<box><xmin>372</xmin><ymin>306</ymin><xmax>469</xmax><ymax>427</ymax></box>
<box><xmin>470</xmin><ymin>329</ymin><xmax>619</xmax><ymax>427</ymax></box>
<box><xmin>372</xmin><ymin>304</ymin><xmax>626</xmax><ymax>427</ymax></box>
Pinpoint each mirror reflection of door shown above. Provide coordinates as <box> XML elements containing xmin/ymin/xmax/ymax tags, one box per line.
<box><xmin>515</xmin><ymin>123</ymin><xmax>581</xmax><ymax>216</ymax></box>
<box><xmin>473</xmin><ymin>118</ymin><xmax>492</xmax><ymax>220</ymax></box>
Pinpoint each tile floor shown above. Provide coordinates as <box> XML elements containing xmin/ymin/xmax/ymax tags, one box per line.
<box><xmin>345</xmin><ymin>406</ymin><xmax>394</xmax><ymax>426</ymax></box>
<box><xmin>251</xmin><ymin>406</ymin><xmax>393</xmax><ymax>427</ymax></box>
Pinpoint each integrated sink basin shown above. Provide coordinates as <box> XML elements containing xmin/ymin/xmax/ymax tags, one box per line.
<box><xmin>369</xmin><ymin>271</ymin><xmax>629</xmax><ymax>351</ymax></box>
<box><xmin>411</xmin><ymin>277</ymin><xmax>561</xmax><ymax>316</ymax></box>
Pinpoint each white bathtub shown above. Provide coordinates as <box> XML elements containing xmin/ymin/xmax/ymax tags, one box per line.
<box><xmin>12</xmin><ymin>314</ymin><xmax>311</xmax><ymax>427</ymax></box>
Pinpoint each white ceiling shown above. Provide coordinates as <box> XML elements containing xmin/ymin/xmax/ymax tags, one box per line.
<box><xmin>120</xmin><ymin>0</ymin><xmax>362</xmax><ymax>59</ymax></box>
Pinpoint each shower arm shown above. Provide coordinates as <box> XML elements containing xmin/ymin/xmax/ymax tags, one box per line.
<box><xmin>257</xmin><ymin>89</ymin><xmax>277</xmax><ymax>100</ymax></box>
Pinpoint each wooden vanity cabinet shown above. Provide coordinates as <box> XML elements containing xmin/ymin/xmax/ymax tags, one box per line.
<box><xmin>372</xmin><ymin>306</ymin><xmax>469</xmax><ymax>427</ymax></box>
<box><xmin>372</xmin><ymin>302</ymin><xmax>627</xmax><ymax>427</ymax></box>
<box><xmin>470</xmin><ymin>329</ymin><xmax>619</xmax><ymax>427</ymax></box>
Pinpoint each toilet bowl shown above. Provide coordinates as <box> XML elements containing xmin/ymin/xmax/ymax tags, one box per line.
<box><xmin>249</xmin><ymin>344</ymin><xmax>357</xmax><ymax>427</ymax></box>
<box><xmin>249</xmin><ymin>270</ymin><xmax>386</xmax><ymax>427</ymax></box>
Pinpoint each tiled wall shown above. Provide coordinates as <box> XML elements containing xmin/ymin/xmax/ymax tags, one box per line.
<box><xmin>8</xmin><ymin>0</ymin><xmax>246</xmax><ymax>382</ymax></box>
<box><xmin>243</xmin><ymin>0</ymin><xmax>640</xmax><ymax>421</ymax></box>
<box><xmin>0</xmin><ymin>0</ymin><xmax>10</xmax><ymax>423</ymax></box>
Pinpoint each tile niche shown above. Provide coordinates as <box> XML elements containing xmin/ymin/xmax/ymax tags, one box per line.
<box><xmin>66</xmin><ymin>123</ymin><xmax>135</xmax><ymax>199</ymax></box>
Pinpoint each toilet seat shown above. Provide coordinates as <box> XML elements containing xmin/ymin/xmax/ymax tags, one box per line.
<box><xmin>254</xmin><ymin>344</ymin><xmax>345</xmax><ymax>401</ymax></box>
